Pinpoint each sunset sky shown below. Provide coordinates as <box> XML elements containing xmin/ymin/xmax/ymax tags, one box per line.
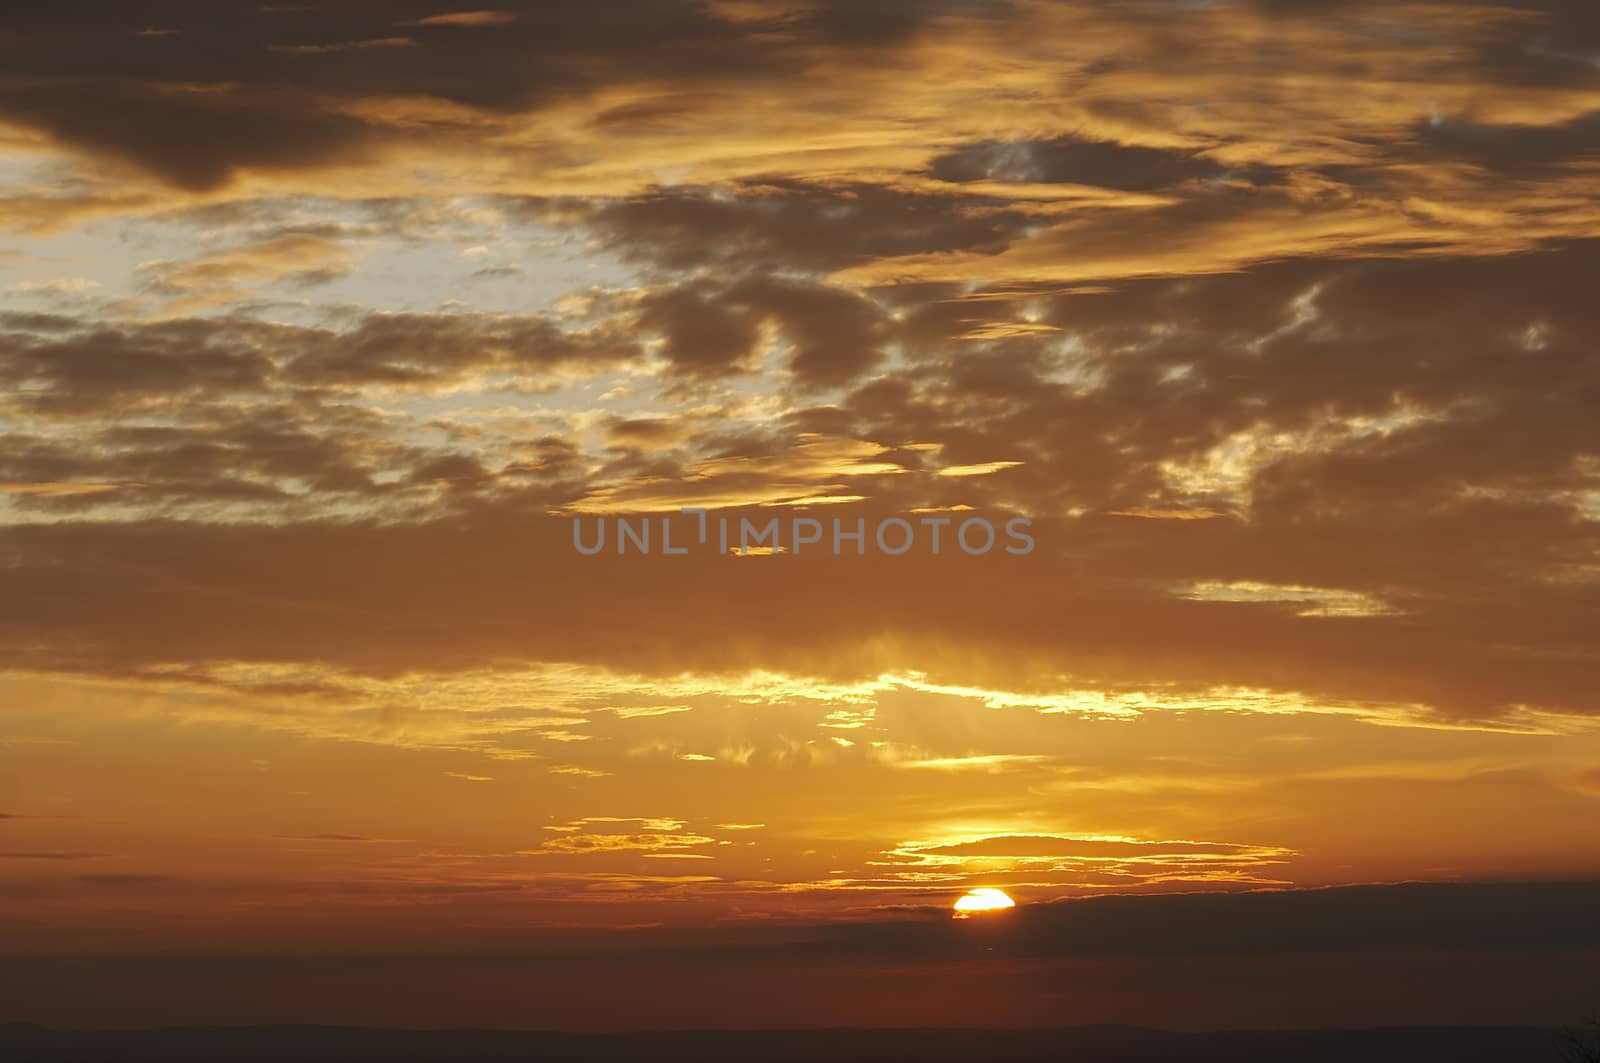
<box><xmin>2</xmin><ymin>0</ymin><xmax>1600</xmax><ymax>1033</ymax></box>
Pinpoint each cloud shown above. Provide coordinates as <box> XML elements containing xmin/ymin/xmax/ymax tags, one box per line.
<box><xmin>1176</xmin><ymin>581</ymin><xmax>1399</xmax><ymax>618</ymax></box>
<box><xmin>1417</xmin><ymin>111</ymin><xmax>1600</xmax><ymax>177</ymax></box>
<box><xmin>893</xmin><ymin>754</ymin><xmax>1052</xmax><ymax>772</ymax></box>
<box><xmin>577</xmin><ymin>181</ymin><xmax>1033</xmax><ymax>276</ymax></box>
<box><xmin>0</xmin><ymin>1</ymin><xmax>1012</xmax><ymax>195</ymax></box>
<box><xmin>403</xmin><ymin>11</ymin><xmax>519</xmax><ymax>29</ymax></box>
<box><xmin>531</xmin><ymin>833</ymin><xmax>717</xmax><ymax>855</ymax></box>
<box><xmin>0</xmin><ymin>308</ymin><xmax>638</xmax><ymax>428</ymax></box>
<box><xmin>910</xmin><ymin>836</ymin><xmax>1262</xmax><ymax>859</ymax></box>
<box><xmin>936</xmin><ymin>461</ymin><xmax>1021</xmax><ymax>478</ymax></box>
<box><xmin>928</xmin><ymin>137</ymin><xmax>1248</xmax><ymax>191</ymax></box>
<box><xmin>566</xmin><ymin>434</ymin><xmax>906</xmax><ymax>513</ymax></box>
<box><xmin>271</xmin><ymin>37</ymin><xmax>417</xmax><ymax>56</ymax></box>
<box><xmin>136</xmin><ymin>232</ymin><xmax>354</xmax><ymax>313</ymax></box>
<box><xmin>529</xmin><ymin>817</ymin><xmax>715</xmax><ymax>855</ymax></box>
<box><xmin>276</xmin><ymin>834</ymin><xmax>413</xmax><ymax>844</ymax></box>
<box><xmin>3</xmin><ymin>231</ymin><xmax>1600</xmax><ymax>720</ymax></box>
<box><xmin>0</xmin><ymin>79</ymin><xmax>391</xmax><ymax>193</ymax></box>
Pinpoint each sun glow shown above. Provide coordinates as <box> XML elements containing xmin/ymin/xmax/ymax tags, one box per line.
<box><xmin>952</xmin><ymin>887</ymin><xmax>1016</xmax><ymax>918</ymax></box>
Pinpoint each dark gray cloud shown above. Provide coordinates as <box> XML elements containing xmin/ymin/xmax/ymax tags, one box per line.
<box><xmin>928</xmin><ymin>137</ymin><xmax>1252</xmax><ymax>191</ymax></box>
<box><xmin>1417</xmin><ymin>111</ymin><xmax>1600</xmax><ymax>176</ymax></box>
<box><xmin>0</xmin><ymin>309</ymin><xmax>639</xmax><ymax>418</ymax></box>
<box><xmin>0</xmin><ymin>1</ymin><xmax>1012</xmax><ymax>189</ymax></box>
<box><xmin>575</xmin><ymin>182</ymin><xmax>1033</xmax><ymax>276</ymax></box>
<box><xmin>0</xmin><ymin>79</ymin><xmax>388</xmax><ymax>192</ymax></box>
<box><xmin>635</xmin><ymin>285</ymin><xmax>764</xmax><ymax>378</ymax></box>
<box><xmin>629</xmin><ymin>275</ymin><xmax>890</xmax><ymax>385</ymax></box>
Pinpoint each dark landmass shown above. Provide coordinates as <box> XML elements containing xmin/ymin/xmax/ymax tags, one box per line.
<box><xmin>0</xmin><ymin>1023</ymin><xmax>1573</xmax><ymax>1062</ymax></box>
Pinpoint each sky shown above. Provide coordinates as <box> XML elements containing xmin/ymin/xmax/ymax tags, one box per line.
<box><xmin>2</xmin><ymin>0</ymin><xmax>1600</xmax><ymax>1033</ymax></box>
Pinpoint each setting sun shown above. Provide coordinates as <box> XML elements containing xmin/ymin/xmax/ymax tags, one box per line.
<box><xmin>953</xmin><ymin>888</ymin><xmax>1017</xmax><ymax>918</ymax></box>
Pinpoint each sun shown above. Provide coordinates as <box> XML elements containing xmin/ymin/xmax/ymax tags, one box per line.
<box><xmin>952</xmin><ymin>887</ymin><xmax>1016</xmax><ymax>919</ymax></box>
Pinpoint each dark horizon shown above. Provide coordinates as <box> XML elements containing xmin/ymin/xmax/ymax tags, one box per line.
<box><xmin>2</xmin><ymin>1022</ymin><xmax>1594</xmax><ymax>1063</ymax></box>
<box><xmin>5</xmin><ymin>881</ymin><xmax>1598</xmax><ymax>1032</ymax></box>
